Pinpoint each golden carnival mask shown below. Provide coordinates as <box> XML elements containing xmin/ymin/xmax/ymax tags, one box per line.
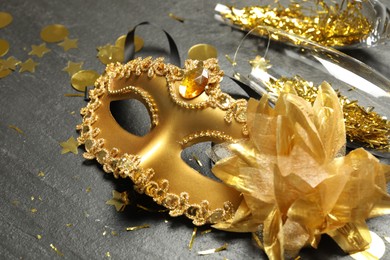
<box><xmin>77</xmin><ymin>57</ymin><xmax>249</xmax><ymax>225</ymax></box>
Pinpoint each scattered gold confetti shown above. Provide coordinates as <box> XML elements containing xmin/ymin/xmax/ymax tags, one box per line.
<box><xmin>115</xmin><ymin>34</ymin><xmax>144</xmax><ymax>53</ymax></box>
<box><xmin>86</xmin><ymin>187</ymin><xmax>91</xmax><ymax>193</ymax></box>
<box><xmin>106</xmin><ymin>190</ymin><xmax>130</xmax><ymax>212</ymax></box>
<box><xmin>105</xmin><ymin>252</ymin><xmax>111</xmax><ymax>258</ymax></box>
<box><xmin>0</xmin><ymin>39</ymin><xmax>10</xmax><ymax>57</ymax></box>
<box><xmin>350</xmin><ymin>231</ymin><xmax>385</xmax><ymax>260</ymax></box>
<box><xmin>70</xmin><ymin>111</ymin><xmax>75</xmax><ymax>115</ymax></box>
<box><xmin>168</xmin><ymin>13</ymin><xmax>185</xmax><ymax>23</ymax></box>
<box><xmin>188</xmin><ymin>44</ymin><xmax>217</xmax><ymax>61</ymax></box>
<box><xmin>97</xmin><ymin>44</ymin><xmax>123</xmax><ymax>65</ymax></box>
<box><xmin>71</xmin><ymin>70</ymin><xmax>99</xmax><ymax>92</ymax></box>
<box><xmin>1</xmin><ymin>56</ymin><xmax>20</xmax><ymax>70</ymax></box>
<box><xmin>59</xmin><ymin>136</ymin><xmax>79</xmax><ymax>155</ymax></box>
<box><xmin>36</xmin><ymin>234</ymin><xmax>42</xmax><ymax>240</ymax></box>
<box><xmin>38</xmin><ymin>196</ymin><xmax>42</xmax><ymax>201</ymax></box>
<box><xmin>198</xmin><ymin>243</ymin><xmax>228</xmax><ymax>255</ymax></box>
<box><xmin>8</xmin><ymin>124</ymin><xmax>24</xmax><ymax>134</ymax></box>
<box><xmin>58</xmin><ymin>37</ymin><xmax>78</xmax><ymax>51</ymax></box>
<box><xmin>50</xmin><ymin>243</ymin><xmax>64</xmax><ymax>257</ymax></box>
<box><xmin>64</xmin><ymin>93</ymin><xmax>84</xmax><ymax>97</ymax></box>
<box><xmin>38</xmin><ymin>171</ymin><xmax>45</xmax><ymax>177</ymax></box>
<box><xmin>66</xmin><ymin>223</ymin><xmax>73</xmax><ymax>227</ymax></box>
<box><xmin>62</xmin><ymin>61</ymin><xmax>83</xmax><ymax>77</ymax></box>
<box><xmin>102</xmin><ymin>230</ymin><xmax>107</xmax><ymax>236</ymax></box>
<box><xmin>0</xmin><ymin>68</ymin><xmax>11</xmax><ymax>78</ymax></box>
<box><xmin>188</xmin><ymin>227</ymin><xmax>197</xmax><ymax>250</ymax></box>
<box><xmin>41</xmin><ymin>24</ymin><xmax>69</xmax><ymax>43</ymax></box>
<box><xmin>19</xmin><ymin>58</ymin><xmax>38</xmax><ymax>73</ymax></box>
<box><xmin>220</xmin><ymin>0</ymin><xmax>372</xmax><ymax>47</ymax></box>
<box><xmin>126</xmin><ymin>224</ymin><xmax>150</xmax><ymax>231</ymax></box>
<box><xmin>0</xmin><ymin>12</ymin><xmax>13</xmax><ymax>29</ymax></box>
<box><xmin>31</xmin><ymin>208</ymin><xmax>37</xmax><ymax>213</ymax></box>
<box><xmin>28</xmin><ymin>43</ymin><xmax>51</xmax><ymax>58</ymax></box>
<box><xmin>31</xmin><ymin>196</ymin><xmax>35</xmax><ymax>201</ymax></box>
<box><xmin>111</xmin><ymin>231</ymin><xmax>118</xmax><ymax>236</ymax></box>
<box><xmin>201</xmin><ymin>229</ymin><xmax>212</xmax><ymax>235</ymax></box>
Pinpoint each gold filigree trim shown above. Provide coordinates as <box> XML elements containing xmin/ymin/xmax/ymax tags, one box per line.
<box><xmin>77</xmin><ymin>57</ymin><xmax>245</xmax><ymax>225</ymax></box>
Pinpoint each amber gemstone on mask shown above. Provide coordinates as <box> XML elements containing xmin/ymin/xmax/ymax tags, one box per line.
<box><xmin>179</xmin><ymin>66</ymin><xmax>209</xmax><ymax>99</ymax></box>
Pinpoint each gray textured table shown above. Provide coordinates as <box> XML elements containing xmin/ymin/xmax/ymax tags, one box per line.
<box><xmin>1</xmin><ymin>0</ymin><xmax>390</xmax><ymax>259</ymax></box>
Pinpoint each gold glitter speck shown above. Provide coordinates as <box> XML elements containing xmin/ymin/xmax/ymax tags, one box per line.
<box><xmin>36</xmin><ymin>234</ymin><xmax>42</xmax><ymax>240</ymax></box>
<box><xmin>31</xmin><ymin>208</ymin><xmax>37</xmax><ymax>213</ymax></box>
<box><xmin>8</xmin><ymin>125</ymin><xmax>24</xmax><ymax>134</ymax></box>
<box><xmin>50</xmin><ymin>244</ymin><xmax>64</xmax><ymax>257</ymax></box>
<box><xmin>126</xmin><ymin>224</ymin><xmax>150</xmax><ymax>231</ymax></box>
<box><xmin>38</xmin><ymin>171</ymin><xmax>45</xmax><ymax>177</ymax></box>
<box><xmin>198</xmin><ymin>243</ymin><xmax>228</xmax><ymax>255</ymax></box>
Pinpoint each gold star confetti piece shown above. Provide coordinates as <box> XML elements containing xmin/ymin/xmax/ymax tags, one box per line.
<box><xmin>71</xmin><ymin>70</ymin><xmax>99</xmax><ymax>92</ymax></box>
<box><xmin>0</xmin><ymin>68</ymin><xmax>12</xmax><ymax>78</ymax></box>
<box><xmin>1</xmin><ymin>56</ymin><xmax>20</xmax><ymax>70</ymax></box>
<box><xmin>58</xmin><ymin>37</ymin><xmax>78</xmax><ymax>51</ymax></box>
<box><xmin>62</xmin><ymin>61</ymin><xmax>83</xmax><ymax>77</ymax></box>
<box><xmin>28</xmin><ymin>43</ymin><xmax>51</xmax><ymax>58</ymax></box>
<box><xmin>106</xmin><ymin>190</ymin><xmax>130</xmax><ymax>212</ymax></box>
<box><xmin>50</xmin><ymin>243</ymin><xmax>64</xmax><ymax>257</ymax></box>
<box><xmin>36</xmin><ymin>234</ymin><xmax>42</xmax><ymax>240</ymax></box>
<box><xmin>19</xmin><ymin>58</ymin><xmax>38</xmax><ymax>73</ymax></box>
<box><xmin>0</xmin><ymin>12</ymin><xmax>13</xmax><ymax>29</ymax></box>
<box><xmin>188</xmin><ymin>227</ymin><xmax>198</xmax><ymax>250</ymax></box>
<box><xmin>249</xmin><ymin>55</ymin><xmax>272</xmax><ymax>72</ymax></box>
<box><xmin>198</xmin><ymin>243</ymin><xmax>228</xmax><ymax>255</ymax></box>
<box><xmin>188</xmin><ymin>44</ymin><xmax>218</xmax><ymax>61</ymax></box>
<box><xmin>41</xmin><ymin>24</ymin><xmax>69</xmax><ymax>43</ymax></box>
<box><xmin>0</xmin><ymin>39</ymin><xmax>10</xmax><ymax>57</ymax></box>
<box><xmin>8</xmin><ymin>124</ymin><xmax>24</xmax><ymax>134</ymax></box>
<box><xmin>59</xmin><ymin>136</ymin><xmax>79</xmax><ymax>155</ymax></box>
<box><xmin>125</xmin><ymin>224</ymin><xmax>150</xmax><ymax>231</ymax></box>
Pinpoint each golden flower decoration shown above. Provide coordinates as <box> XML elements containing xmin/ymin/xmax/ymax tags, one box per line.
<box><xmin>212</xmin><ymin>82</ymin><xmax>390</xmax><ymax>259</ymax></box>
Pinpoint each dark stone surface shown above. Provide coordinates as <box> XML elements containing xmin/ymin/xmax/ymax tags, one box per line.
<box><xmin>1</xmin><ymin>0</ymin><xmax>389</xmax><ymax>259</ymax></box>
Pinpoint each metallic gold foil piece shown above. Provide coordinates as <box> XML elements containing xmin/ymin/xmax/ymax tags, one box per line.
<box><xmin>8</xmin><ymin>125</ymin><xmax>24</xmax><ymax>134</ymax></box>
<box><xmin>136</xmin><ymin>204</ymin><xmax>168</xmax><ymax>213</ymax></box>
<box><xmin>38</xmin><ymin>171</ymin><xmax>45</xmax><ymax>177</ymax></box>
<box><xmin>59</xmin><ymin>136</ymin><xmax>79</xmax><ymax>155</ymax></box>
<box><xmin>168</xmin><ymin>13</ymin><xmax>185</xmax><ymax>23</ymax></box>
<box><xmin>57</xmin><ymin>37</ymin><xmax>78</xmax><ymax>51</ymax></box>
<box><xmin>212</xmin><ymin>83</ymin><xmax>390</xmax><ymax>259</ymax></box>
<box><xmin>125</xmin><ymin>224</ymin><xmax>150</xmax><ymax>231</ymax></box>
<box><xmin>50</xmin><ymin>244</ymin><xmax>64</xmax><ymax>257</ymax></box>
<box><xmin>219</xmin><ymin>0</ymin><xmax>372</xmax><ymax>47</ymax></box>
<box><xmin>0</xmin><ymin>12</ymin><xmax>13</xmax><ymax>29</ymax></box>
<box><xmin>188</xmin><ymin>44</ymin><xmax>218</xmax><ymax>61</ymax></box>
<box><xmin>62</xmin><ymin>61</ymin><xmax>83</xmax><ymax>77</ymax></box>
<box><xmin>0</xmin><ymin>39</ymin><xmax>9</xmax><ymax>57</ymax></box>
<box><xmin>40</xmin><ymin>24</ymin><xmax>69</xmax><ymax>43</ymax></box>
<box><xmin>106</xmin><ymin>190</ymin><xmax>130</xmax><ymax>212</ymax></box>
<box><xmin>36</xmin><ymin>234</ymin><xmax>42</xmax><ymax>240</ymax></box>
<box><xmin>71</xmin><ymin>70</ymin><xmax>99</xmax><ymax>92</ymax></box>
<box><xmin>31</xmin><ymin>208</ymin><xmax>37</xmax><ymax>213</ymax></box>
<box><xmin>28</xmin><ymin>43</ymin><xmax>51</xmax><ymax>58</ymax></box>
<box><xmin>188</xmin><ymin>227</ymin><xmax>197</xmax><ymax>250</ymax></box>
<box><xmin>19</xmin><ymin>58</ymin><xmax>38</xmax><ymax>73</ymax></box>
<box><xmin>198</xmin><ymin>243</ymin><xmax>228</xmax><ymax>255</ymax></box>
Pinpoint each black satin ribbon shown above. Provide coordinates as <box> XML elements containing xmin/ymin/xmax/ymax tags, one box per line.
<box><xmin>124</xmin><ymin>21</ymin><xmax>181</xmax><ymax>67</ymax></box>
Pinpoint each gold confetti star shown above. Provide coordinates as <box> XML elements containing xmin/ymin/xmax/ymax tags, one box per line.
<box><xmin>250</xmin><ymin>55</ymin><xmax>272</xmax><ymax>72</ymax></box>
<box><xmin>106</xmin><ymin>190</ymin><xmax>130</xmax><ymax>212</ymax></box>
<box><xmin>1</xmin><ymin>56</ymin><xmax>20</xmax><ymax>70</ymax></box>
<box><xmin>59</xmin><ymin>136</ymin><xmax>79</xmax><ymax>154</ymax></box>
<box><xmin>58</xmin><ymin>37</ymin><xmax>78</xmax><ymax>51</ymax></box>
<box><xmin>62</xmin><ymin>61</ymin><xmax>83</xmax><ymax>77</ymax></box>
<box><xmin>19</xmin><ymin>58</ymin><xmax>38</xmax><ymax>73</ymax></box>
<box><xmin>28</xmin><ymin>43</ymin><xmax>51</xmax><ymax>58</ymax></box>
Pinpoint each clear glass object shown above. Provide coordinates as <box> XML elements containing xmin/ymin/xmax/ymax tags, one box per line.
<box><xmin>231</xmin><ymin>25</ymin><xmax>390</xmax><ymax>158</ymax></box>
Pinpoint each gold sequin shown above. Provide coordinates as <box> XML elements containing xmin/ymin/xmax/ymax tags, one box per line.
<box><xmin>71</xmin><ymin>70</ymin><xmax>99</xmax><ymax>92</ymax></box>
<box><xmin>188</xmin><ymin>44</ymin><xmax>218</xmax><ymax>61</ymax></box>
<box><xmin>0</xmin><ymin>12</ymin><xmax>13</xmax><ymax>29</ymax></box>
<box><xmin>40</xmin><ymin>24</ymin><xmax>69</xmax><ymax>43</ymax></box>
<box><xmin>0</xmin><ymin>39</ymin><xmax>10</xmax><ymax>57</ymax></box>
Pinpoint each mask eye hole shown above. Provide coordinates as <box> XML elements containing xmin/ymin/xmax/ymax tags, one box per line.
<box><xmin>110</xmin><ymin>99</ymin><xmax>152</xmax><ymax>137</ymax></box>
<box><xmin>181</xmin><ymin>141</ymin><xmax>221</xmax><ymax>182</ymax></box>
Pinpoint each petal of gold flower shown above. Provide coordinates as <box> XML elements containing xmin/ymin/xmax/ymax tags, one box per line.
<box><xmin>62</xmin><ymin>61</ymin><xmax>83</xmax><ymax>77</ymax></box>
<box><xmin>28</xmin><ymin>43</ymin><xmax>51</xmax><ymax>58</ymax></box>
<box><xmin>106</xmin><ymin>190</ymin><xmax>130</xmax><ymax>212</ymax></box>
<box><xmin>19</xmin><ymin>58</ymin><xmax>38</xmax><ymax>73</ymax></box>
<box><xmin>59</xmin><ymin>136</ymin><xmax>79</xmax><ymax>155</ymax></box>
<box><xmin>0</xmin><ymin>12</ymin><xmax>13</xmax><ymax>29</ymax></box>
<box><xmin>0</xmin><ymin>39</ymin><xmax>10</xmax><ymax>57</ymax></box>
<box><xmin>58</xmin><ymin>37</ymin><xmax>78</xmax><ymax>51</ymax></box>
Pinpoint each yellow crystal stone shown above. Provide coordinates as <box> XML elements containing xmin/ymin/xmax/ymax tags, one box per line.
<box><xmin>179</xmin><ymin>65</ymin><xmax>209</xmax><ymax>99</ymax></box>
